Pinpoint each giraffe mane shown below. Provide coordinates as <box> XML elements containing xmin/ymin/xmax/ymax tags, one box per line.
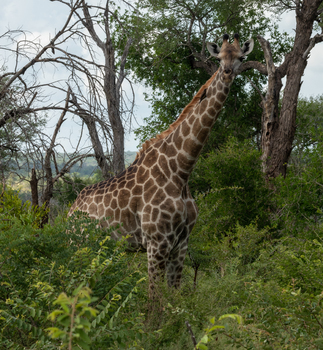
<box><xmin>135</xmin><ymin>70</ymin><xmax>219</xmax><ymax>160</ymax></box>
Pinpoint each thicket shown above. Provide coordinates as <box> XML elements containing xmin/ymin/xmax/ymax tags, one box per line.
<box><xmin>1</xmin><ymin>134</ymin><xmax>323</xmax><ymax>349</ymax></box>
<box><xmin>0</xmin><ymin>191</ymin><xmax>149</xmax><ymax>349</ymax></box>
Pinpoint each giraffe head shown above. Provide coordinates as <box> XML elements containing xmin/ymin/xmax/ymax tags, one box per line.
<box><xmin>207</xmin><ymin>33</ymin><xmax>254</xmax><ymax>84</ymax></box>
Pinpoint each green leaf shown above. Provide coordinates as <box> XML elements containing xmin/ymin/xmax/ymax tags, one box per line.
<box><xmin>77</xmin><ymin>329</ymin><xmax>91</xmax><ymax>344</ymax></box>
<box><xmin>219</xmin><ymin>314</ymin><xmax>243</xmax><ymax>324</ymax></box>
<box><xmin>208</xmin><ymin>325</ymin><xmax>225</xmax><ymax>332</ymax></box>
<box><xmin>200</xmin><ymin>334</ymin><xmax>208</xmax><ymax>343</ymax></box>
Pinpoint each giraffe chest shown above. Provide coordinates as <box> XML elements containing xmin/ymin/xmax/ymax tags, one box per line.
<box><xmin>71</xmin><ymin>162</ymin><xmax>197</xmax><ymax>250</ymax></box>
<box><xmin>99</xmin><ymin>185</ymin><xmax>193</xmax><ymax>249</ymax></box>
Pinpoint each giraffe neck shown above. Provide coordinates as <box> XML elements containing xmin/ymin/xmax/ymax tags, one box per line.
<box><xmin>163</xmin><ymin>69</ymin><xmax>232</xmax><ymax>181</ymax></box>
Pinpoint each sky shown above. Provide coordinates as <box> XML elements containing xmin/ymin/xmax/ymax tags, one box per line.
<box><xmin>0</xmin><ymin>0</ymin><xmax>150</xmax><ymax>152</ymax></box>
<box><xmin>1</xmin><ymin>1</ymin><xmax>323</xmax><ymax>152</ymax></box>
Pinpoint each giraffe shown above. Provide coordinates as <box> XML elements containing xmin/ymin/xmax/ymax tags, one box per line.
<box><xmin>68</xmin><ymin>34</ymin><xmax>254</xmax><ymax>296</ymax></box>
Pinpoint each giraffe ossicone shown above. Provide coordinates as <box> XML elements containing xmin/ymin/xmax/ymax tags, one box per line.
<box><xmin>68</xmin><ymin>34</ymin><xmax>254</xmax><ymax>297</ymax></box>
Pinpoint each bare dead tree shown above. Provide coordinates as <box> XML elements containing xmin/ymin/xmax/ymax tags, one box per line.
<box><xmin>69</xmin><ymin>89</ymin><xmax>112</xmax><ymax>180</ymax></box>
<box><xmin>238</xmin><ymin>0</ymin><xmax>323</xmax><ymax>179</ymax></box>
<box><xmin>0</xmin><ymin>0</ymin><xmax>91</xmax><ymax>186</ymax></box>
<box><xmin>52</xmin><ymin>0</ymin><xmax>137</xmax><ymax>175</ymax></box>
<box><xmin>0</xmin><ymin>0</ymin><xmax>141</xmax><ymax>215</ymax></box>
<box><xmin>30</xmin><ymin>168</ymin><xmax>39</xmax><ymax>207</ymax></box>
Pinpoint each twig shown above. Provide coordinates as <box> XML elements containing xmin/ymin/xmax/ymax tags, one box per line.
<box><xmin>185</xmin><ymin>320</ymin><xmax>197</xmax><ymax>348</ymax></box>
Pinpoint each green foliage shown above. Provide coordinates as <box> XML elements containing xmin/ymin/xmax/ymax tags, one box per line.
<box><xmin>190</xmin><ymin>137</ymin><xmax>271</xmax><ymax>231</ymax></box>
<box><xmin>120</xmin><ymin>0</ymin><xmax>293</xmax><ymax>148</ymax></box>
<box><xmin>196</xmin><ymin>314</ymin><xmax>243</xmax><ymax>349</ymax></box>
<box><xmin>273</xmin><ymin>139</ymin><xmax>323</xmax><ymax>238</ymax></box>
<box><xmin>0</xmin><ymin>208</ymin><xmax>146</xmax><ymax>349</ymax></box>
<box><xmin>53</xmin><ymin>174</ymin><xmax>91</xmax><ymax>207</ymax></box>
<box><xmin>47</xmin><ymin>286</ymin><xmax>97</xmax><ymax>350</ymax></box>
<box><xmin>186</xmin><ymin>138</ymin><xmax>273</xmax><ymax>311</ymax></box>
<box><xmin>292</xmin><ymin>95</ymin><xmax>323</xmax><ymax>156</ymax></box>
<box><xmin>2</xmin><ymin>97</ymin><xmax>323</xmax><ymax>349</ymax></box>
<box><xmin>52</xmin><ymin>172</ymin><xmax>104</xmax><ymax>217</ymax></box>
<box><xmin>0</xmin><ymin>185</ymin><xmax>47</xmax><ymax>228</ymax></box>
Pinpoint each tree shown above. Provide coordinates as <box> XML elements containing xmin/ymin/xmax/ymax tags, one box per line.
<box><xmin>288</xmin><ymin>95</ymin><xmax>323</xmax><ymax>166</ymax></box>
<box><xmin>125</xmin><ymin>0</ymin><xmax>323</xmax><ymax>179</ymax></box>
<box><xmin>0</xmin><ymin>0</ymin><xmax>138</xmax><ymax>185</ymax></box>
<box><xmin>123</xmin><ymin>0</ymin><xmax>290</xmax><ymax>151</ymax></box>
<box><xmin>0</xmin><ymin>24</ymin><xmax>98</xmax><ymax>212</ymax></box>
<box><xmin>257</xmin><ymin>0</ymin><xmax>323</xmax><ymax>178</ymax></box>
<box><xmin>0</xmin><ymin>0</ymin><xmax>143</xmax><ymax>218</ymax></box>
<box><xmin>53</xmin><ymin>0</ymin><xmax>137</xmax><ymax>175</ymax></box>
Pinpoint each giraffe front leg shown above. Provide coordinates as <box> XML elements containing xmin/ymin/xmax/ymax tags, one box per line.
<box><xmin>146</xmin><ymin>239</ymin><xmax>171</xmax><ymax>298</ymax></box>
<box><xmin>166</xmin><ymin>235</ymin><xmax>189</xmax><ymax>288</ymax></box>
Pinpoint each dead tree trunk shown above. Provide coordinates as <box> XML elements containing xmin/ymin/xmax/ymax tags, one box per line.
<box><xmin>30</xmin><ymin>168</ymin><xmax>39</xmax><ymax>208</ymax></box>
<box><xmin>257</xmin><ymin>0</ymin><xmax>323</xmax><ymax>179</ymax></box>
<box><xmin>69</xmin><ymin>90</ymin><xmax>112</xmax><ymax>180</ymax></box>
<box><xmin>81</xmin><ymin>0</ymin><xmax>133</xmax><ymax>176</ymax></box>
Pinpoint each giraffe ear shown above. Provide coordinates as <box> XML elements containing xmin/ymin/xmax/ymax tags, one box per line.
<box><xmin>207</xmin><ymin>42</ymin><xmax>221</xmax><ymax>57</ymax></box>
<box><xmin>241</xmin><ymin>38</ymin><xmax>254</xmax><ymax>56</ymax></box>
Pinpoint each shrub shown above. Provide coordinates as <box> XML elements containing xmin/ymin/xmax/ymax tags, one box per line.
<box><xmin>0</xmin><ymin>185</ymin><xmax>47</xmax><ymax>229</ymax></box>
<box><xmin>190</xmin><ymin>137</ymin><xmax>271</xmax><ymax>233</ymax></box>
<box><xmin>0</xmin><ymin>211</ymin><xmax>146</xmax><ymax>349</ymax></box>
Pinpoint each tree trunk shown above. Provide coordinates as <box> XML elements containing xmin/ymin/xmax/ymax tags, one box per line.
<box><xmin>30</xmin><ymin>168</ymin><xmax>39</xmax><ymax>207</ymax></box>
<box><xmin>80</xmin><ymin>0</ymin><xmax>131</xmax><ymax>176</ymax></box>
<box><xmin>80</xmin><ymin>113</ymin><xmax>112</xmax><ymax>180</ymax></box>
<box><xmin>103</xmin><ymin>21</ymin><xmax>125</xmax><ymax>176</ymax></box>
<box><xmin>259</xmin><ymin>0</ymin><xmax>322</xmax><ymax>179</ymax></box>
<box><xmin>40</xmin><ymin>148</ymin><xmax>54</xmax><ymax>226</ymax></box>
<box><xmin>69</xmin><ymin>90</ymin><xmax>112</xmax><ymax>180</ymax></box>
<box><xmin>104</xmin><ymin>64</ymin><xmax>125</xmax><ymax>175</ymax></box>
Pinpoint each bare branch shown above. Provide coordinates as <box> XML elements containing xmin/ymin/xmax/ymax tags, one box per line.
<box><xmin>0</xmin><ymin>0</ymin><xmax>82</xmax><ymax>99</ymax></box>
<box><xmin>303</xmin><ymin>33</ymin><xmax>323</xmax><ymax>59</ymax></box>
<box><xmin>116</xmin><ymin>37</ymin><xmax>133</xmax><ymax>92</ymax></box>
<box><xmin>185</xmin><ymin>321</ymin><xmax>197</xmax><ymax>348</ymax></box>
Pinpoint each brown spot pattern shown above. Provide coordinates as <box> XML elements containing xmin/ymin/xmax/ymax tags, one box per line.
<box><xmin>158</xmin><ymin>155</ymin><xmax>171</xmax><ymax>178</ymax></box>
<box><xmin>132</xmin><ymin>185</ymin><xmax>142</xmax><ymax>196</ymax></box>
<box><xmin>178</xmin><ymin>152</ymin><xmax>195</xmax><ymax>170</ymax></box>
<box><xmin>151</xmin><ymin>188</ymin><xmax>166</xmax><ymax>206</ymax></box>
<box><xmin>183</xmin><ymin>138</ymin><xmax>201</xmax><ymax>158</ymax></box>
<box><xmin>118</xmin><ymin>189</ymin><xmax>131</xmax><ymax>209</ymax></box>
<box><xmin>201</xmin><ymin>113</ymin><xmax>213</xmax><ymax>127</ymax></box>
<box><xmin>218</xmin><ymin>92</ymin><xmax>226</xmax><ymax>103</ymax></box>
<box><xmin>165</xmin><ymin>144</ymin><xmax>177</xmax><ymax>158</ymax></box>
<box><xmin>143</xmin><ymin>148</ymin><xmax>158</xmax><ymax>167</ymax></box>
<box><xmin>144</xmin><ymin>185</ymin><xmax>158</xmax><ymax>203</ymax></box>
<box><xmin>174</xmin><ymin>135</ymin><xmax>183</xmax><ymax>150</ymax></box>
<box><xmin>181</xmin><ymin>120</ymin><xmax>190</xmax><ymax>137</ymax></box>
<box><xmin>136</xmin><ymin>167</ymin><xmax>150</xmax><ymax>183</ymax></box>
<box><xmin>165</xmin><ymin>182</ymin><xmax>180</xmax><ymax>197</ymax></box>
<box><xmin>196</xmin><ymin>127</ymin><xmax>210</xmax><ymax>144</ymax></box>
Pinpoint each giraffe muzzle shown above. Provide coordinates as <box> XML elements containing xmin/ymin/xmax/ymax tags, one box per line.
<box><xmin>221</xmin><ymin>71</ymin><xmax>234</xmax><ymax>84</ymax></box>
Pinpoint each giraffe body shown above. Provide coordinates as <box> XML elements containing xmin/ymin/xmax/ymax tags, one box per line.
<box><xmin>68</xmin><ymin>34</ymin><xmax>254</xmax><ymax>295</ymax></box>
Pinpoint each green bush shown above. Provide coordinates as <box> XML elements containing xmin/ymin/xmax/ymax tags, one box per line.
<box><xmin>188</xmin><ymin>138</ymin><xmax>273</xmax><ymax>276</ymax></box>
<box><xmin>190</xmin><ymin>137</ymin><xmax>271</xmax><ymax>232</ymax></box>
<box><xmin>0</xmin><ymin>185</ymin><xmax>47</xmax><ymax>228</ymax></box>
<box><xmin>0</xmin><ymin>209</ymin><xmax>147</xmax><ymax>349</ymax></box>
<box><xmin>53</xmin><ymin>172</ymin><xmax>103</xmax><ymax>207</ymax></box>
<box><xmin>273</xmin><ymin>141</ymin><xmax>323</xmax><ymax>239</ymax></box>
